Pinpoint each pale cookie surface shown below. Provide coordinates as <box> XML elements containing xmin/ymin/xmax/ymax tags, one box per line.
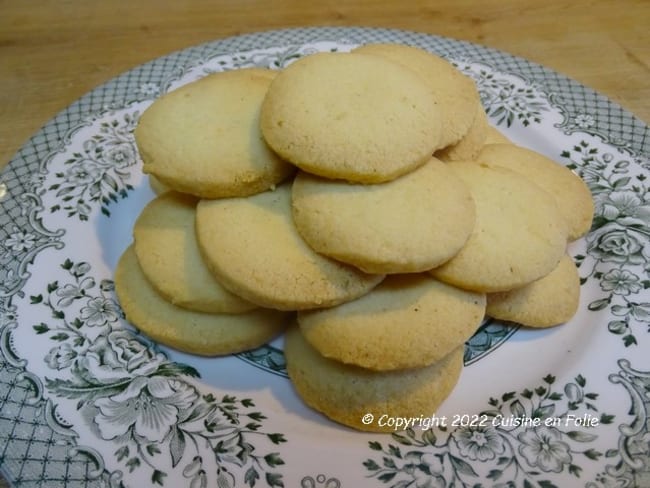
<box><xmin>114</xmin><ymin>246</ymin><xmax>288</xmax><ymax>356</ymax></box>
<box><xmin>195</xmin><ymin>183</ymin><xmax>384</xmax><ymax>310</ymax></box>
<box><xmin>353</xmin><ymin>43</ymin><xmax>480</xmax><ymax>148</ymax></box>
<box><xmin>291</xmin><ymin>158</ymin><xmax>475</xmax><ymax>274</ymax></box>
<box><xmin>135</xmin><ymin>68</ymin><xmax>294</xmax><ymax>198</ymax></box>
<box><xmin>436</xmin><ymin>104</ymin><xmax>488</xmax><ymax>162</ymax></box>
<box><xmin>133</xmin><ymin>192</ymin><xmax>258</xmax><ymax>313</ymax></box>
<box><xmin>298</xmin><ymin>274</ymin><xmax>485</xmax><ymax>371</ymax></box>
<box><xmin>484</xmin><ymin>125</ymin><xmax>512</xmax><ymax>145</ymax></box>
<box><xmin>260</xmin><ymin>52</ymin><xmax>442</xmax><ymax>183</ymax></box>
<box><xmin>477</xmin><ymin>143</ymin><xmax>594</xmax><ymax>240</ymax></box>
<box><xmin>487</xmin><ymin>254</ymin><xmax>580</xmax><ymax>328</ymax></box>
<box><xmin>284</xmin><ymin>325</ymin><xmax>463</xmax><ymax>433</ymax></box>
<box><xmin>431</xmin><ymin>162</ymin><xmax>568</xmax><ymax>292</ymax></box>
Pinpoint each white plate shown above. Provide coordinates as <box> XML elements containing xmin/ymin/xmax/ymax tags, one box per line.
<box><xmin>1</xmin><ymin>27</ymin><xmax>649</xmax><ymax>488</ymax></box>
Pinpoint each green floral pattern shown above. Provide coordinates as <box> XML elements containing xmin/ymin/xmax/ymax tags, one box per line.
<box><xmin>34</xmin><ymin>259</ymin><xmax>287</xmax><ymax>487</ymax></box>
<box><xmin>457</xmin><ymin>60</ymin><xmax>550</xmax><ymax>128</ymax></box>
<box><xmin>46</xmin><ymin>112</ymin><xmax>139</xmax><ymax>220</ymax></box>
<box><xmin>588</xmin><ymin>359</ymin><xmax>650</xmax><ymax>488</ymax></box>
<box><xmin>364</xmin><ymin>375</ymin><xmax>615</xmax><ymax>487</ymax></box>
<box><xmin>562</xmin><ymin>141</ymin><xmax>650</xmax><ymax>346</ymax></box>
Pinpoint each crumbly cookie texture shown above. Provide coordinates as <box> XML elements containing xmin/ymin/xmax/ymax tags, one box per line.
<box><xmin>114</xmin><ymin>246</ymin><xmax>288</xmax><ymax>356</ymax></box>
<box><xmin>195</xmin><ymin>183</ymin><xmax>384</xmax><ymax>311</ymax></box>
<box><xmin>284</xmin><ymin>325</ymin><xmax>464</xmax><ymax>433</ymax></box>
<box><xmin>353</xmin><ymin>42</ymin><xmax>480</xmax><ymax>148</ymax></box>
<box><xmin>476</xmin><ymin>143</ymin><xmax>595</xmax><ymax>241</ymax></box>
<box><xmin>135</xmin><ymin>68</ymin><xmax>294</xmax><ymax>198</ymax></box>
<box><xmin>291</xmin><ymin>158</ymin><xmax>475</xmax><ymax>274</ymax></box>
<box><xmin>133</xmin><ymin>191</ymin><xmax>258</xmax><ymax>314</ymax></box>
<box><xmin>487</xmin><ymin>254</ymin><xmax>581</xmax><ymax>328</ymax></box>
<box><xmin>431</xmin><ymin>161</ymin><xmax>569</xmax><ymax>292</ymax></box>
<box><xmin>260</xmin><ymin>51</ymin><xmax>443</xmax><ymax>183</ymax></box>
<box><xmin>436</xmin><ymin>104</ymin><xmax>489</xmax><ymax>162</ymax></box>
<box><xmin>298</xmin><ymin>274</ymin><xmax>485</xmax><ymax>371</ymax></box>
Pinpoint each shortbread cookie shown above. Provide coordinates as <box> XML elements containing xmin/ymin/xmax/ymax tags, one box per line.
<box><xmin>195</xmin><ymin>183</ymin><xmax>384</xmax><ymax>310</ymax></box>
<box><xmin>487</xmin><ymin>254</ymin><xmax>580</xmax><ymax>328</ymax></box>
<box><xmin>435</xmin><ymin>104</ymin><xmax>488</xmax><ymax>162</ymax></box>
<box><xmin>484</xmin><ymin>125</ymin><xmax>512</xmax><ymax>145</ymax></box>
<box><xmin>298</xmin><ymin>274</ymin><xmax>485</xmax><ymax>371</ymax></box>
<box><xmin>135</xmin><ymin>68</ymin><xmax>294</xmax><ymax>198</ymax></box>
<box><xmin>477</xmin><ymin>144</ymin><xmax>594</xmax><ymax>240</ymax></box>
<box><xmin>431</xmin><ymin>162</ymin><xmax>568</xmax><ymax>292</ymax></box>
<box><xmin>285</xmin><ymin>325</ymin><xmax>463</xmax><ymax>433</ymax></box>
<box><xmin>353</xmin><ymin>43</ymin><xmax>480</xmax><ymax>148</ymax></box>
<box><xmin>260</xmin><ymin>51</ymin><xmax>442</xmax><ymax>183</ymax></box>
<box><xmin>133</xmin><ymin>192</ymin><xmax>258</xmax><ymax>313</ymax></box>
<box><xmin>115</xmin><ymin>246</ymin><xmax>288</xmax><ymax>356</ymax></box>
<box><xmin>291</xmin><ymin>158</ymin><xmax>475</xmax><ymax>274</ymax></box>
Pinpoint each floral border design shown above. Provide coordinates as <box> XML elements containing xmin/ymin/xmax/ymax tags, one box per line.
<box><xmin>562</xmin><ymin>141</ymin><xmax>650</xmax><ymax>347</ymax></box>
<box><xmin>363</xmin><ymin>374</ymin><xmax>615</xmax><ymax>487</ymax></box>
<box><xmin>32</xmin><ymin>258</ymin><xmax>287</xmax><ymax>487</ymax></box>
<box><xmin>0</xmin><ymin>193</ymin><xmax>64</xmax><ymax>298</ymax></box>
<box><xmin>45</xmin><ymin>112</ymin><xmax>140</xmax><ymax>221</ymax></box>
<box><xmin>457</xmin><ymin>59</ymin><xmax>551</xmax><ymax>129</ymax></box>
<box><xmin>587</xmin><ymin>359</ymin><xmax>650</xmax><ymax>488</ymax></box>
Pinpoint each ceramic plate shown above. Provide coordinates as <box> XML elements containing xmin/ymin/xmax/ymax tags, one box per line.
<box><xmin>1</xmin><ymin>27</ymin><xmax>649</xmax><ymax>488</ymax></box>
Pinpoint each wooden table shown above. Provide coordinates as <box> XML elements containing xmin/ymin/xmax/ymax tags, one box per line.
<box><xmin>0</xmin><ymin>1</ymin><xmax>648</xmax><ymax>486</ymax></box>
<box><xmin>1</xmin><ymin>0</ymin><xmax>648</xmax><ymax>171</ymax></box>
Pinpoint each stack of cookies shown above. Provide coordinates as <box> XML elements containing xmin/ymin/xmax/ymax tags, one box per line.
<box><xmin>118</xmin><ymin>44</ymin><xmax>594</xmax><ymax>432</ymax></box>
<box><xmin>114</xmin><ymin>69</ymin><xmax>294</xmax><ymax>356</ymax></box>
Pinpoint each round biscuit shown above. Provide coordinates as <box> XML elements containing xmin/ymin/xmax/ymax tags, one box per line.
<box><xmin>195</xmin><ymin>183</ymin><xmax>384</xmax><ymax>310</ymax></box>
<box><xmin>135</xmin><ymin>68</ymin><xmax>294</xmax><ymax>198</ymax></box>
<box><xmin>133</xmin><ymin>192</ymin><xmax>258</xmax><ymax>313</ymax></box>
<box><xmin>353</xmin><ymin>43</ymin><xmax>480</xmax><ymax>148</ymax></box>
<box><xmin>114</xmin><ymin>246</ymin><xmax>288</xmax><ymax>356</ymax></box>
<box><xmin>298</xmin><ymin>274</ymin><xmax>485</xmax><ymax>371</ymax></box>
<box><xmin>435</xmin><ymin>104</ymin><xmax>489</xmax><ymax>162</ymax></box>
<box><xmin>486</xmin><ymin>254</ymin><xmax>580</xmax><ymax>328</ymax></box>
<box><xmin>260</xmin><ymin>51</ymin><xmax>442</xmax><ymax>183</ymax></box>
<box><xmin>291</xmin><ymin>158</ymin><xmax>476</xmax><ymax>274</ymax></box>
<box><xmin>284</xmin><ymin>325</ymin><xmax>463</xmax><ymax>433</ymax></box>
<box><xmin>431</xmin><ymin>161</ymin><xmax>569</xmax><ymax>292</ymax></box>
<box><xmin>476</xmin><ymin>143</ymin><xmax>594</xmax><ymax>240</ymax></box>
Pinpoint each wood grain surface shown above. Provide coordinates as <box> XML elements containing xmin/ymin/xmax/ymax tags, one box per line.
<box><xmin>1</xmin><ymin>0</ymin><xmax>648</xmax><ymax>171</ymax></box>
